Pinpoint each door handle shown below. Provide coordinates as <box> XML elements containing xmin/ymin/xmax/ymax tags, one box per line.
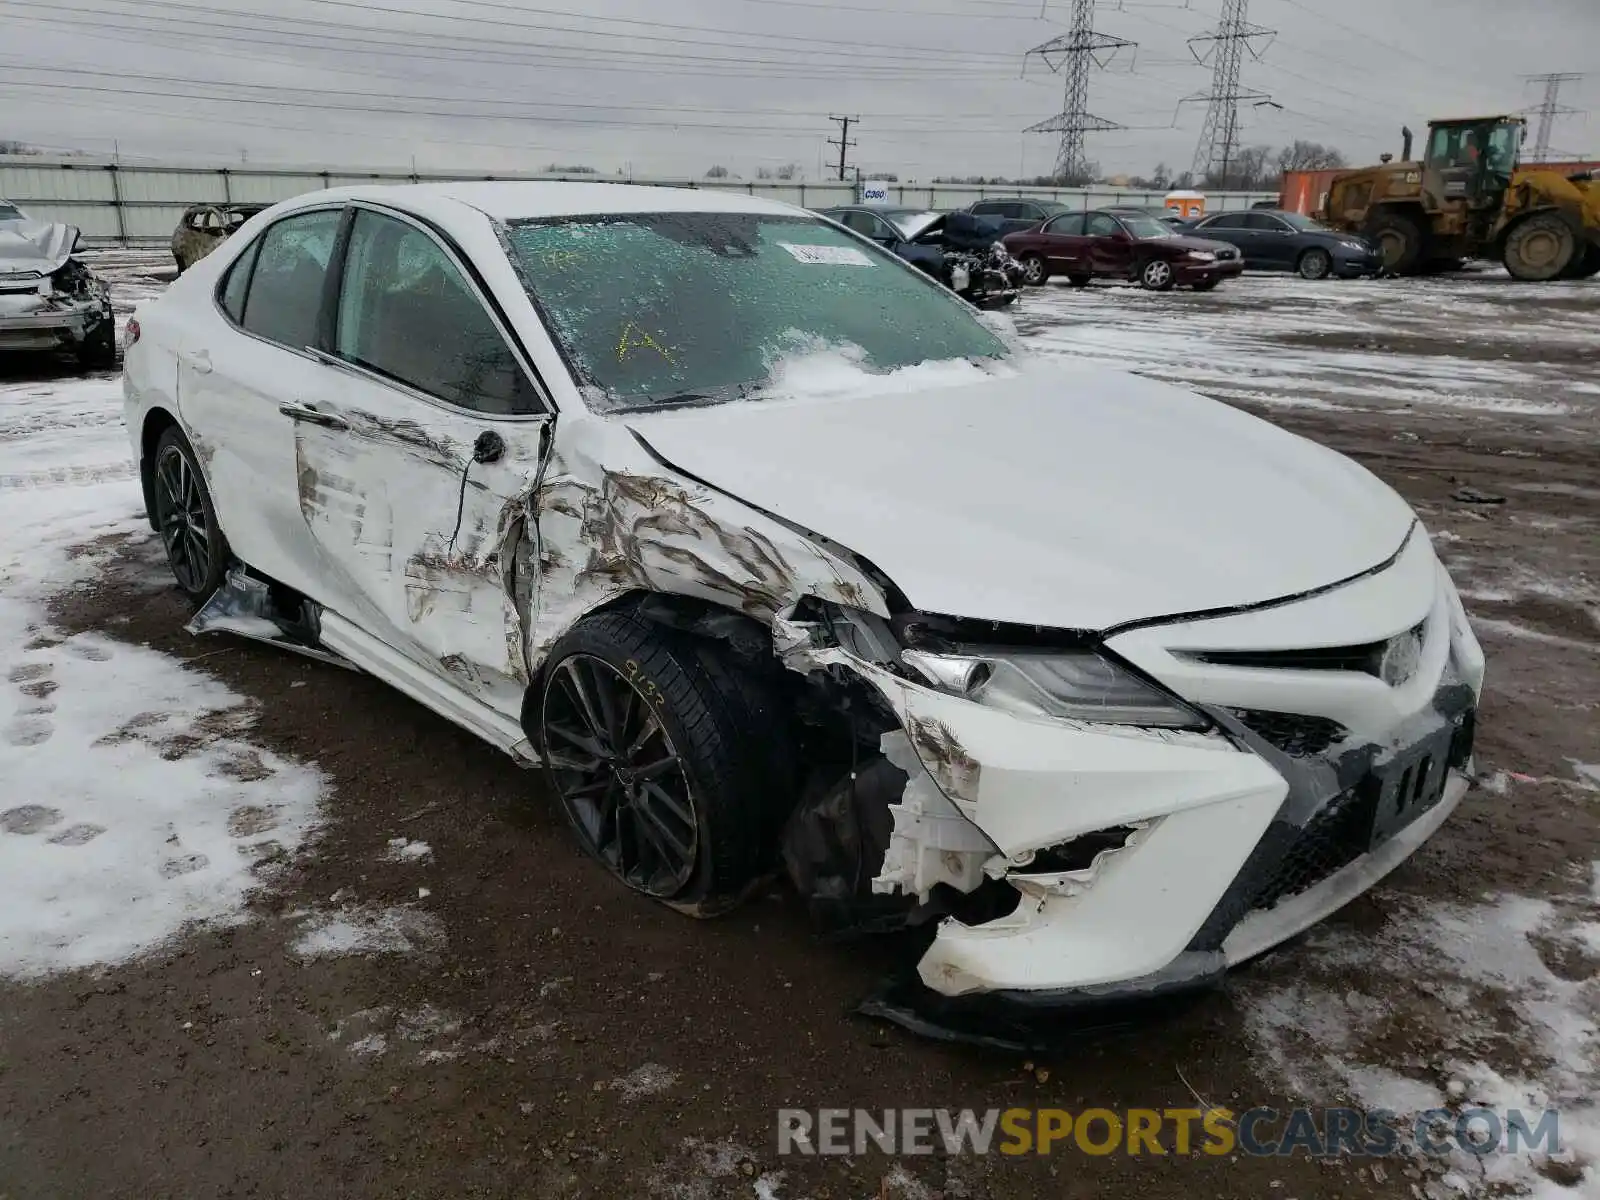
<box><xmin>181</xmin><ymin>349</ymin><xmax>212</xmax><ymax>375</ymax></box>
<box><xmin>278</xmin><ymin>402</ymin><xmax>349</xmax><ymax>431</ymax></box>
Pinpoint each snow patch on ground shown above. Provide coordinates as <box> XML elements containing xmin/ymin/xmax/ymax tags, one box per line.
<box><xmin>291</xmin><ymin>904</ymin><xmax>444</xmax><ymax>959</ymax></box>
<box><xmin>0</xmin><ymin>374</ymin><xmax>324</xmax><ymax>980</ymax></box>
<box><xmin>608</xmin><ymin>1062</ymin><xmax>678</xmax><ymax>1100</ymax></box>
<box><xmin>382</xmin><ymin>837</ymin><xmax>432</xmax><ymax>862</ymax></box>
<box><xmin>1242</xmin><ymin>891</ymin><xmax>1600</xmax><ymax>1198</ymax></box>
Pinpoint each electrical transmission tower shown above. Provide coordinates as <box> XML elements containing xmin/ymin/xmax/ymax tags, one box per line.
<box><xmin>1183</xmin><ymin>0</ymin><xmax>1276</xmax><ymax>186</ymax></box>
<box><xmin>1023</xmin><ymin>0</ymin><xmax>1135</xmax><ymax>183</ymax></box>
<box><xmin>1524</xmin><ymin>73</ymin><xmax>1583</xmax><ymax>162</ymax></box>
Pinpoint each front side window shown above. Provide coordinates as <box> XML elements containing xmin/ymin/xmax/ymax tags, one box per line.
<box><xmin>1245</xmin><ymin>213</ymin><xmax>1288</xmax><ymax>232</ymax></box>
<box><xmin>334</xmin><ymin>210</ymin><xmax>542</xmax><ymax>415</ymax></box>
<box><xmin>504</xmin><ymin>211</ymin><xmax>1006</xmax><ymax>413</ymax></box>
<box><xmin>240</xmin><ymin>208</ymin><xmax>342</xmax><ymax>351</ymax></box>
<box><xmin>840</xmin><ymin>211</ymin><xmax>882</xmax><ymax>237</ymax></box>
<box><xmin>1203</xmin><ymin>214</ymin><xmax>1247</xmax><ymax>231</ymax></box>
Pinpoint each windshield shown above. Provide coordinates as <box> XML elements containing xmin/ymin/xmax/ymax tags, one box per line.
<box><xmin>887</xmin><ymin>210</ymin><xmax>940</xmax><ymax>239</ymax></box>
<box><xmin>0</xmin><ymin>203</ymin><xmax>23</xmax><ymax>222</ymax></box>
<box><xmin>1120</xmin><ymin>214</ymin><xmax>1174</xmax><ymax>239</ymax></box>
<box><xmin>1280</xmin><ymin>212</ymin><xmax>1329</xmax><ymax>231</ymax></box>
<box><xmin>504</xmin><ymin>211</ymin><xmax>1007</xmax><ymax>412</ymax></box>
<box><xmin>1483</xmin><ymin>122</ymin><xmax>1519</xmax><ymax>175</ymax></box>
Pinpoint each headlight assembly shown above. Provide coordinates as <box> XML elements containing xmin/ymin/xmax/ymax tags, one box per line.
<box><xmin>902</xmin><ymin>648</ymin><xmax>1208</xmax><ymax>730</ymax></box>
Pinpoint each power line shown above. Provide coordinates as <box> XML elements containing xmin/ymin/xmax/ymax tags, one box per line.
<box><xmin>1523</xmin><ymin>72</ymin><xmax>1584</xmax><ymax>163</ymax></box>
<box><xmin>1182</xmin><ymin>0</ymin><xmax>1277</xmax><ymax>182</ymax></box>
<box><xmin>1024</xmin><ymin>0</ymin><xmax>1136</xmax><ymax>181</ymax></box>
<box><xmin>0</xmin><ymin>2</ymin><xmax>1033</xmax><ymax>77</ymax></box>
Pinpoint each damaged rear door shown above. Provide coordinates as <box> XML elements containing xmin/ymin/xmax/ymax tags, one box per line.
<box><xmin>285</xmin><ymin>205</ymin><xmax>553</xmax><ymax>718</ymax></box>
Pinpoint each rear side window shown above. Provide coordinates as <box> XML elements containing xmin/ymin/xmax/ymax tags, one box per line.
<box><xmin>334</xmin><ymin>210</ymin><xmax>542</xmax><ymax>415</ymax></box>
<box><xmin>240</xmin><ymin>209</ymin><xmax>342</xmax><ymax>351</ymax></box>
<box><xmin>218</xmin><ymin>236</ymin><xmax>261</xmax><ymax>324</ymax></box>
<box><xmin>970</xmin><ymin>201</ymin><xmax>1004</xmax><ymax>216</ymax></box>
<box><xmin>1245</xmin><ymin>213</ymin><xmax>1288</xmax><ymax>231</ymax></box>
<box><xmin>1086</xmin><ymin>213</ymin><xmax>1121</xmax><ymax>236</ymax></box>
<box><xmin>1204</xmin><ymin>214</ymin><xmax>1247</xmax><ymax>230</ymax></box>
<box><xmin>1044</xmin><ymin>213</ymin><xmax>1086</xmax><ymax>235</ymax></box>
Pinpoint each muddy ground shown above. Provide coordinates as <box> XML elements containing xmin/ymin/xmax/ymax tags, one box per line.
<box><xmin>1</xmin><ymin>264</ymin><xmax>1597</xmax><ymax>1199</ymax></box>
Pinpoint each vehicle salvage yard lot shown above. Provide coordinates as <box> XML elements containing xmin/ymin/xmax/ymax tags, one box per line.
<box><xmin>1</xmin><ymin>254</ymin><xmax>1597</xmax><ymax>1200</ymax></box>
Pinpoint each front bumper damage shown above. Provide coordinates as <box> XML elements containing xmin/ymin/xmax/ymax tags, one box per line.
<box><xmin>778</xmin><ymin>528</ymin><xmax>1484</xmax><ymax>1037</ymax></box>
<box><xmin>0</xmin><ymin>284</ymin><xmax>113</xmax><ymax>352</ymax></box>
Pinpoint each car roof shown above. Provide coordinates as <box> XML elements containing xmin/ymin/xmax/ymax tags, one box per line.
<box><xmin>286</xmin><ymin>181</ymin><xmax>803</xmax><ymax>221</ymax></box>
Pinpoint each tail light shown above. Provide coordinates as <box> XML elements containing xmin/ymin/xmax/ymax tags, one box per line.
<box><xmin>125</xmin><ymin>317</ymin><xmax>140</xmax><ymax>347</ymax></box>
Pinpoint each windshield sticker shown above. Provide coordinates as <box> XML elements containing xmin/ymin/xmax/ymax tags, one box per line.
<box><xmin>778</xmin><ymin>243</ymin><xmax>875</xmax><ymax>267</ymax></box>
<box><xmin>616</xmin><ymin>322</ymin><xmax>677</xmax><ymax>365</ymax></box>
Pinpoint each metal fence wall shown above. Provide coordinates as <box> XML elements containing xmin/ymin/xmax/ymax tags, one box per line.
<box><xmin>2</xmin><ymin>154</ymin><xmax>1277</xmax><ymax>245</ymax></box>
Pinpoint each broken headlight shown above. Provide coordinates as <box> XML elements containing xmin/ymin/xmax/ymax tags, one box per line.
<box><xmin>902</xmin><ymin>648</ymin><xmax>1208</xmax><ymax>730</ymax></box>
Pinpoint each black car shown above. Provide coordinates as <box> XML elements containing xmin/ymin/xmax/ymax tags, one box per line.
<box><xmin>960</xmin><ymin>197</ymin><xmax>1076</xmax><ymax>236</ymax></box>
<box><xmin>815</xmin><ymin>205</ymin><xmax>949</xmax><ymax>276</ymax></box>
<box><xmin>1186</xmin><ymin>209</ymin><xmax>1382</xmax><ymax>279</ymax></box>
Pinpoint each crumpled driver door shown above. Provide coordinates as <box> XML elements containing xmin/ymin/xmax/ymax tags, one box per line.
<box><xmin>285</xmin><ymin>370</ymin><xmax>549</xmax><ymax>723</ymax></box>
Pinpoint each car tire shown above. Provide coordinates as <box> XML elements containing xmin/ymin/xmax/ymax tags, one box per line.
<box><xmin>151</xmin><ymin>426</ymin><xmax>231</xmax><ymax>602</ymax></box>
<box><xmin>536</xmin><ymin>609</ymin><xmax>795</xmax><ymax>910</ymax></box>
<box><xmin>1365</xmin><ymin>211</ymin><xmax>1426</xmax><ymax>274</ymax></box>
<box><xmin>1297</xmin><ymin>248</ymin><xmax>1333</xmax><ymax>281</ymax></box>
<box><xmin>1018</xmin><ymin>254</ymin><xmax>1049</xmax><ymax>286</ymax></box>
<box><xmin>1139</xmin><ymin>259</ymin><xmax>1176</xmax><ymax>291</ymax></box>
<box><xmin>77</xmin><ymin>315</ymin><xmax>118</xmax><ymax>372</ymax></box>
<box><xmin>1066</xmin><ymin>273</ymin><xmax>1092</xmax><ymax>288</ymax></box>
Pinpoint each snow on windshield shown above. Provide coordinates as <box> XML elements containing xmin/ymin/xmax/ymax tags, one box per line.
<box><xmin>755</xmin><ymin>338</ymin><xmax>1016</xmax><ymax>403</ymax></box>
<box><xmin>504</xmin><ymin>211</ymin><xmax>1007</xmax><ymax>412</ymax></box>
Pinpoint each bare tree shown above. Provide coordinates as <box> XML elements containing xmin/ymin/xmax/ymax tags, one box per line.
<box><xmin>1207</xmin><ymin>145</ymin><xmax>1274</xmax><ymax>190</ymax></box>
<box><xmin>704</xmin><ymin>164</ymin><xmax>730</xmax><ymax>179</ymax></box>
<box><xmin>1275</xmin><ymin>140</ymin><xmax>1347</xmax><ymax>172</ymax></box>
<box><xmin>775</xmin><ymin>162</ymin><xmax>801</xmax><ymax>180</ymax></box>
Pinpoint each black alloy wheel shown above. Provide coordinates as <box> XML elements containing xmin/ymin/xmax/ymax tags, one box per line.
<box><xmin>152</xmin><ymin>430</ymin><xmax>226</xmax><ymax>600</ymax></box>
<box><xmin>542</xmin><ymin>653</ymin><xmax>700</xmax><ymax>897</ymax></box>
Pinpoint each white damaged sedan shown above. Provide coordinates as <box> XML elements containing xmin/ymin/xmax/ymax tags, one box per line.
<box><xmin>124</xmin><ymin>183</ymin><xmax>1483</xmax><ymax>1021</ymax></box>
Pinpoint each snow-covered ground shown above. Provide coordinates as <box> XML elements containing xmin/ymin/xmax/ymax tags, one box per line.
<box><xmin>0</xmin><ymin>252</ymin><xmax>324</xmax><ymax>980</ymax></box>
<box><xmin>1016</xmin><ymin>270</ymin><xmax>1600</xmax><ymax>423</ymax></box>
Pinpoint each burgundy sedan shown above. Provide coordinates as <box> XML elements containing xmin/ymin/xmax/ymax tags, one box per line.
<box><xmin>1002</xmin><ymin>209</ymin><xmax>1244</xmax><ymax>291</ymax></box>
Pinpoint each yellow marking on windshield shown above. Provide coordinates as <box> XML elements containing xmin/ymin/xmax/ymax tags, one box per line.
<box><xmin>616</xmin><ymin>322</ymin><xmax>677</xmax><ymax>365</ymax></box>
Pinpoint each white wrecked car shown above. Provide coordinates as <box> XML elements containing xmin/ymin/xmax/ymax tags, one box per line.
<box><xmin>123</xmin><ymin>184</ymin><xmax>1483</xmax><ymax>1019</ymax></box>
<box><xmin>0</xmin><ymin>200</ymin><xmax>117</xmax><ymax>370</ymax></box>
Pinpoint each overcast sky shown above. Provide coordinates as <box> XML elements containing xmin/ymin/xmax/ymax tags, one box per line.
<box><xmin>2</xmin><ymin>0</ymin><xmax>1594</xmax><ymax>180</ymax></box>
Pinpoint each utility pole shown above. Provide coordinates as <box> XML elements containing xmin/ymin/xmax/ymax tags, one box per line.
<box><xmin>1183</xmin><ymin>0</ymin><xmax>1276</xmax><ymax>187</ymax></box>
<box><xmin>1023</xmin><ymin>0</ymin><xmax>1134</xmax><ymax>183</ymax></box>
<box><xmin>1523</xmin><ymin>72</ymin><xmax>1583</xmax><ymax>163</ymax></box>
<box><xmin>827</xmin><ymin>115</ymin><xmax>858</xmax><ymax>182</ymax></box>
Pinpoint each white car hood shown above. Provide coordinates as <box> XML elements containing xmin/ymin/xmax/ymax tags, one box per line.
<box><xmin>624</xmin><ymin>361</ymin><xmax>1416</xmax><ymax>631</ymax></box>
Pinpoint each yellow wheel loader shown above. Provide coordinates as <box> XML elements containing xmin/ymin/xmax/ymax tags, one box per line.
<box><xmin>1319</xmin><ymin>116</ymin><xmax>1600</xmax><ymax>281</ymax></box>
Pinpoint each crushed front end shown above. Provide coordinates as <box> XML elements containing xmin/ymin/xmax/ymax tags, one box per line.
<box><xmin>0</xmin><ymin>223</ymin><xmax>115</xmax><ymax>359</ymax></box>
<box><xmin>777</xmin><ymin>526</ymin><xmax>1483</xmax><ymax>1029</ymax></box>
